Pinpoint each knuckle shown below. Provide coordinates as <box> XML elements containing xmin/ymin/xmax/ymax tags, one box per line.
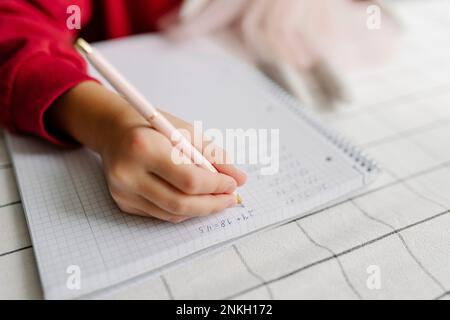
<box><xmin>127</xmin><ymin>129</ymin><xmax>151</xmax><ymax>156</ymax></box>
<box><xmin>109</xmin><ymin>166</ymin><xmax>131</xmax><ymax>188</ymax></box>
<box><xmin>154</xmin><ymin>154</ymin><xmax>172</xmax><ymax>172</ymax></box>
<box><xmin>181</xmin><ymin>174</ymin><xmax>201</xmax><ymax>194</ymax></box>
<box><xmin>167</xmin><ymin>198</ymin><xmax>189</xmax><ymax>215</ymax></box>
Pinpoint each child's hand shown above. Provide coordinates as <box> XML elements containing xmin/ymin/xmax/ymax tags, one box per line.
<box><xmin>102</xmin><ymin>110</ymin><xmax>247</xmax><ymax>223</ymax></box>
<box><xmin>46</xmin><ymin>81</ymin><xmax>247</xmax><ymax>223</ymax></box>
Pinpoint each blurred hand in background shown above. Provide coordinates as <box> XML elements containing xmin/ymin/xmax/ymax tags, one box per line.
<box><xmin>166</xmin><ymin>0</ymin><xmax>401</xmax><ymax>107</ymax></box>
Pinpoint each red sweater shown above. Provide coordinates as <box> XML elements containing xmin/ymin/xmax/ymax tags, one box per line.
<box><xmin>0</xmin><ymin>0</ymin><xmax>180</xmax><ymax>144</ymax></box>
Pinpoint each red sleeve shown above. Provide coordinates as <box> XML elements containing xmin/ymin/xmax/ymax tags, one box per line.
<box><xmin>0</xmin><ymin>0</ymin><xmax>96</xmax><ymax>145</ymax></box>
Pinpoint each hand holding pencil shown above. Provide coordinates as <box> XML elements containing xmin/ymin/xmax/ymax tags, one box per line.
<box><xmin>75</xmin><ymin>38</ymin><xmax>243</xmax><ymax>205</ymax></box>
<box><xmin>44</xmin><ymin>40</ymin><xmax>246</xmax><ymax>223</ymax></box>
<box><xmin>171</xmin><ymin>0</ymin><xmax>400</xmax><ymax>107</ymax></box>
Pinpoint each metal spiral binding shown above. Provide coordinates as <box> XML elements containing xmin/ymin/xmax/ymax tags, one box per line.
<box><xmin>240</xmin><ymin>62</ymin><xmax>380</xmax><ymax>180</ymax></box>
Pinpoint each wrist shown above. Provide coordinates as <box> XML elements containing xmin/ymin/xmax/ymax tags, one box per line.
<box><xmin>46</xmin><ymin>81</ymin><xmax>146</xmax><ymax>154</ymax></box>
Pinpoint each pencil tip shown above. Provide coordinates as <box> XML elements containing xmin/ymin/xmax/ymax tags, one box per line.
<box><xmin>236</xmin><ymin>194</ymin><xmax>243</xmax><ymax>205</ymax></box>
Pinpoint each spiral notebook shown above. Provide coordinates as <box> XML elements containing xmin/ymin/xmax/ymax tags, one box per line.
<box><xmin>6</xmin><ymin>35</ymin><xmax>379</xmax><ymax>299</ymax></box>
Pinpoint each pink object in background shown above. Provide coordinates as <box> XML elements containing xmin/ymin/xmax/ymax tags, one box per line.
<box><xmin>166</xmin><ymin>0</ymin><xmax>401</xmax><ymax>106</ymax></box>
<box><xmin>169</xmin><ymin>0</ymin><xmax>400</xmax><ymax>68</ymax></box>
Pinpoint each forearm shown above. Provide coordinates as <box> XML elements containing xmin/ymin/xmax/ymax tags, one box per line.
<box><xmin>45</xmin><ymin>81</ymin><xmax>146</xmax><ymax>153</ymax></box>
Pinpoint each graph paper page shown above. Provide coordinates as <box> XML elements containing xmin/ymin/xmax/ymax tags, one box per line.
<box><xmin>7</xmin><ymin>37</ymin><xmax>369</xmax><ymax>299</ymax></box>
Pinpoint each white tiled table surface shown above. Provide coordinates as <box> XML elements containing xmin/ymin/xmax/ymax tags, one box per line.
<box><xmin>1</xmin><ymin>0</ymin><xmax>450</xmax><ymax>300</ymax></box>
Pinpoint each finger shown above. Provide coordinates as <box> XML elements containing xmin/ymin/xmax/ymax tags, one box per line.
<box><xmin>137</xmin><ymin>173</ymin><xmax>238</xmax><ymax>216</ymax></box>
<box><xmin>125</xmin><ymin>207</ymin><xmax>190</xmax><ymax>224</ymax></box>
<box><xmin>111</xmin><ymin>190</ymin><xmax>190</xmax><ymax>223</ymax></box>
<box><xmin>204</xmin><ymin>145</ymin><xmax>247</xmax><ymax>187</ymax></box>
<box><xmin>160</xmin><ymin>112</ymin><xmax>247</xmax><ymax>186</ymax></box>
<box><xmin>153</xmin><ymin>156</ymin><xmax>238</xmax><ymax>195</ymax></box>
<box><xmin>214</xmin><ymin>163</ymin><xmax>247</xmax><ymax>186</ymax></box>
<box><xmin>147</xmin><ymin>131</ymin><xmax>238</xmax><ymax>195</ymax></box>
<box><xmin>131</xmin><ymin>196</ymin><xmax>191</xmax><ymax>224</ymax></box>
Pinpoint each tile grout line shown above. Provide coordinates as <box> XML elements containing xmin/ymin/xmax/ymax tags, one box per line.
<box><xmin>295</xmin><ymin>221</ymin><xmax>363</xmax><ymax>300</ymax></box>
<box><xmin>232</xmin><ymin>245</ymin><xmax>274</xmax><ymax>300</ymax></box>
<box><xmin>160</xmin><ymin>275</ymin><xmax>175</xmax><ymax>300</ymax></box>
<box><xmin>289</xmin><ymin>160</ymin><xmax>450</xmax><ymax>227</ymax></box>
<box><xmin>435</xmin><ymin>291</ymin><xmax>450</xmax><ymax>300</ymax></box>
<box><xmin>0</xmin><ymin>200</ymin><xmax>21</xmax><ymax>209</ymax></box>
<box><xmin>221</xmin><ymin>159</ymin><xmax>450</xmax><ymax>299</ymax></box>
<box><xmin>0</xmin><ymin>245</ymin><xmax>32</xmax><ymax>258</ymax></box>
<box><xmin>0</xmin><ymin>163</ymin><xmax>12</xmax><ymax>170</ymax></box>
<box><xmin>362</xmin><ymin>119</ymin><xmax>450</xmax><ymax>149</ymax></box>
<box><xmin>352</xmin><ymin>200</ymin><xmax>448</xmax><ymax>294</ymax></box>
<box><xmin>225</xmin><ymin>209</ymin><xmax>450</xmax><ymax>300</ymax></box>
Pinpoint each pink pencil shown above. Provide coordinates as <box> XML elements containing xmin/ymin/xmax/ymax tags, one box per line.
<box><xmin>75</xmin><ymin>38</ymin><xmax>242</xmax><ymax>204</ymax></box>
